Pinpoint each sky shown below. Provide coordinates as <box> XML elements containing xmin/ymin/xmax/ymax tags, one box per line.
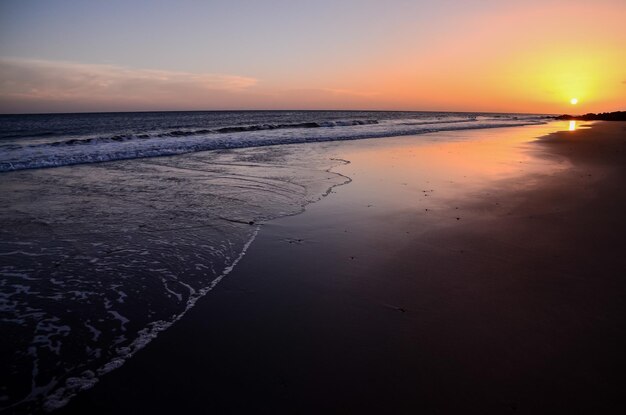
<box><xmin>0</xmin><ymin>0</ymin><xmax>624</xmax><ymax>114</ymax></box>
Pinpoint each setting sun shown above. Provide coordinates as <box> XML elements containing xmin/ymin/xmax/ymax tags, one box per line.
<box><xmin>570</xmin><ymin>98</ymin><xmax>579</xmax><ymax>105</ymax></box>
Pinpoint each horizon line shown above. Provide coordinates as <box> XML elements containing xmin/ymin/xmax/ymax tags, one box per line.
<box><xmin>0</xmin><ymin>108</ymin><xmax>559</xmax><ymax>117</ymax></box>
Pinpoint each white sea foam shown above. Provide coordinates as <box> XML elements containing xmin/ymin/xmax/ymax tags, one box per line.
<box><xmin>1</xmin><ymin>140</ymin><xmax>354</xmax><ymax>413</ymax></box>
<box><xmin>39</xmin><ymin>226</ymin><xmax>260</xmax><ymax>412</ymax></box>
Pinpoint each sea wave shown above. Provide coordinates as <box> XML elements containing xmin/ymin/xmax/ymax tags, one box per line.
<box><xmin>6</xmin><ymin>119</ymin><xmax>380</xmax><ymax>147</ymax></box>
<box><xmin>0</xmin><ymin>115</ymin><xmax>548</xmax><ymax>172</ymax></box>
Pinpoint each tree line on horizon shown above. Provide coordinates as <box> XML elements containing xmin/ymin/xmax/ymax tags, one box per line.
<box><xmin>555</xmin><ymin>111</ymin><xmax>626</xmax><ymax>121</ymax></box>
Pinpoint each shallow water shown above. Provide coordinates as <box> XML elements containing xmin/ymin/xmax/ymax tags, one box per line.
<box><xmin>0</xmin><ymin>143</ymin><xmax>347</xmax><ymax>412</ymax></box>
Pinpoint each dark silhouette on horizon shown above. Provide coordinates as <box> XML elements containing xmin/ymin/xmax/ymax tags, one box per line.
<box><xmin>555</xmin><ymin>111</ymin><xmax>626</xmax><ymax>121</ymax></box>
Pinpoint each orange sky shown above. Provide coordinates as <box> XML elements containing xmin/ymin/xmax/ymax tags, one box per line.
<box><xmin>263</xmin><ymin>2</ymin><xmax>625</xmax><ymax>114</ymax></box>
<box><xmin>0</xmin><ymin>0</ymin><xmax>624</xmax><ymax>113</ymax></box>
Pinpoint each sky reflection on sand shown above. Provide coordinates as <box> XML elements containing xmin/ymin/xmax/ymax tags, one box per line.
<box><xmin>329</xmin><ymin>122</ymin><xmax>574</xmax><ymax>212</ymax></box>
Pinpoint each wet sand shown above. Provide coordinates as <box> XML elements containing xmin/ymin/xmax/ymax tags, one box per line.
<box><xmin>59</xmin><ymin>121</ymin><xmax>626</xmax><ymax>414</ymax></box>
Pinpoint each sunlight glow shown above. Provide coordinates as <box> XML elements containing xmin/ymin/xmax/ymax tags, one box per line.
<box><xmin>569</xmin><ymin>120</ymin><xmax>577</xmax><ymax>131</ymax></box>
<box><xmin>570</xmin><ymin>98</ymin><xmax>578</xmax><ymax>105</ymax></box>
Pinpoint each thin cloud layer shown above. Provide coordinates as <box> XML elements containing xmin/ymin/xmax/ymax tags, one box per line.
<box><xmin>0</xmin><ymin>58</ymin><xmax>258</xmax><ymax>112</ymax></box>
<box><xmin>0</xmin><ymin>58</ymin><xmax>386</xmax><ymax>113</ymax></box>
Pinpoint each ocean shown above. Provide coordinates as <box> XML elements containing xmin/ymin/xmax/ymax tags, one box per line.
<box><xmin>0</xmin><ymin>110</ymin><xmax>549</xmax><ymax>413</ymax></box>
<box><xmin>0</xmin><ymin>111</ymin><xmax>549</xmax><ymax>172</ymax></box>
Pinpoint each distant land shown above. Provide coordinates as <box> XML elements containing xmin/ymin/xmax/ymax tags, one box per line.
<box><xmin>555</xmin><ymin>111</ymin><xmax>626</xmax><ymax>121</ymax></box>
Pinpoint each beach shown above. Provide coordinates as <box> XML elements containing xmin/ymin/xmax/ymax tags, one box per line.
<box><xmin>0</xmin><ymin>0</ymin><xmax>626</xmax><ymax>415</ymax></box>
<box><xmin>3</xmin><ymin>1</ymin><xmax>625</xmax><ymax>413</ymax></box>
<box><xmin>1</xmin><ymin>112</ymin><xmax>555</xmax><ymax>413</ymax></box>
<box><xmin>51</xmin><ymin>121</ymin><xmax>626</xmax><ymax>414</ymax></box>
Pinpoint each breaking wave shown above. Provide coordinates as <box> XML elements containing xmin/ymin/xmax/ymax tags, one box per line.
<box><xmin>0</xmin><ymin>114</ymin><xmax>549</xmax><ymax>173</ymax></box>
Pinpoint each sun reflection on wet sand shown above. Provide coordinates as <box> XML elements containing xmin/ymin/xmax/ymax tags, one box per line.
<box><xmin>569</xmin><ymin>120</ymin><xmax>577</xmax><ymax>131</ymax></box>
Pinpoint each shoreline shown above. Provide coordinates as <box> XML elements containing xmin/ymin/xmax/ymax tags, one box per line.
<box><xmin>49</xmin><ymin>121</ymin><xmax>626</xmax><ymax>413</ymax></box>
<box><xmin>0</xmin><ymin>113</ymin><xmax>547</xmax><ymax>173</ymax></box>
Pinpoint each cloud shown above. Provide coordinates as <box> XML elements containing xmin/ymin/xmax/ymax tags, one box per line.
<box><xmin>0</xmin><ymin>58</ymin><xmax>257</xmax><ymax>112</ymax></box>
<box><xmin>0</xmin><ymin>59</ymin><xmax>386</xmax><ymax>112</ymax></box>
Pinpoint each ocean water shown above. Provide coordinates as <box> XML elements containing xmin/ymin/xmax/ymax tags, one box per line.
<box><xmin>0</xmin><ymin>111</ymin><xmax>549</xmax><ymax>172</ymax></box>
<box><xmin>0</xmin><ymin>111</ymin><xmax>549</xmax><ymax>413</ymax></box>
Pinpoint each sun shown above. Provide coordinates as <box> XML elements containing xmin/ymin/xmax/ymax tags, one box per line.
<box><xmin>570</xmin><ymin>98</ymin><xmax>579</xmax><ymax>105</ymax></box>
